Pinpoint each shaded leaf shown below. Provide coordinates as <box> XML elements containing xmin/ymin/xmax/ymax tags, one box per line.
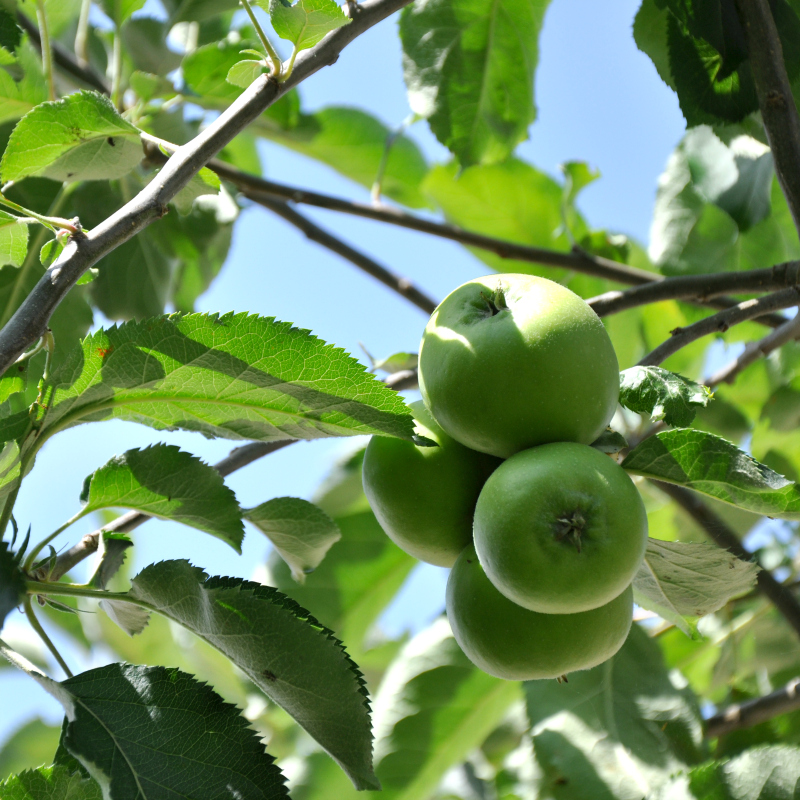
<box><xmin>689</xmin><ymin>745</ymin><xmax>800</xmax><ymax>799</ymax></box>
<box><xmin>264</xmin><ymin>0</ymin><xmax>351</xmax><ymax>52</ymax></box>
<box><xmin>0</xmin><ymin>211</ymin><xmax>28</xmax><ymax>267</ymax></box>
<box><xmin>0</xmin><ymin>645</ymin><xmax>289</xmax><ymax>800</ymax></box>
<box><xmin>619</xmin><ymin>365</ymin><xmax>713</xmax><ymax>426</ymax></box>
<box><xmin>525</xmin><ymin>624</ymin><xmax>704</xmax><ymax>796</ymax></box>
<box><xmin>0</xmin><ymin>764</ymin><xmax>101</xmax><ymax>800</ymax></box>
<box><xmin>246</xmin><ymin>497</ymin><xmax>341</xmax><ymax>582</ymax></box>
<box><xmin>98</xmin><ymin>0</ymin><xmax>146</xmax><ymax>26</ymax></box>
<box><xmin>400</xmin><ymin>0</ymin><xmax>551</xmax><ymax>166</ymax></box>
<box><xmin>1</xmin><ymin>92</ymin><xmax>142</xmax><ymax>183</ymax></box>
<box><xmin>170</xmin><ymin>166</ymin><xmax>221</xmax><ymax>215</ymax></box>
<box><xmin>127</xmin><ymin>559</ymin><xmax>379</xmax><ymax>790</ymax></box>
<box><xmin>590</xmin><ymin>428</ymin><xmax>629</xmax><ymax>455</ymax></box>
<box><xmin>98</xmin><ymin>597</ymin><xmax>150</xmax><ymax>637</ymax></box>
<box><xmin>634</xmin><ymin>0</ymin><xmax>676</xmax><ymax>89</ymax></box>
<box><xmin>227</xmin><ymin>59</ymin><xmax>265</xmax><ymax>88</ymax></box>
<box><xmin>0</xmin><ymin>539</ymin><xmax>25</xmax><ymax>631</ymax></box>
<box><xmin>371</xmin><ymin>617</ymin><xmax>520</xmax><ymax>799</ymax></box>
<box><xmin>633</xmin><ymin>538</ymin><xmax>758</xmax><ymax>635</ymax></box>
<box><xmin>87</xmin><ymin>532</ymin><xmax>133</xmax><ymax>590</ymax></box>
<box><xmin>120</xmin><ymin>17</ymin><xmax>182</xmax><ymax>75</ymax></box>
<box><xmin>39</xmin><ymin>236</ymin><xmax>64</xmax><ymax>269</ymax></box>
<box><xmin>622</xmin><ymin>429</ymin><xmax>800</xmax><ymax>518</ymax></box>
<box><xmin>80</xmin><ymin>444</ymin><xmax>244</xmax><ymax>551</ymax></box>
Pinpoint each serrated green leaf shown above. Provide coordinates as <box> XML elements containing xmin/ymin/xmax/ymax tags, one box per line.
<box><xmin>0</xmin><ymin>647</ymin><xmax>289</xmax><ymax>800</ymax></box>
<box><xmin>0</xmin><ymin>210</ymin><xmax>28</xmax><ymax>267</ymax></box>
<box><xmin>23</xmin><ymin>313</ymin><xmax>413</xmax><ymax>455</ymax></box>
<box><xmin>246</xmin><ymin>497</ymin><xmax>341</xmax><ymax>582</ymax></box>
<box><xmin>620</xmin><ymin>366</ymin><xmax>713</xmax><ymax>426</ymax></box>
<box><xmin>226</xmin><ymin>59</ymin><xmax>265</xmax><ymax>88</ymax></box>
<box><xmin>87</xmin><ymin>532</ymin><xmax>133</xmax><ymax>590</ymax></box>
<box><xmin>634</xmin><ymin>0</ymin><xmax>676</xmax><ymax>89</ymax></box>
<box><xmin>0</xmin><ymin>539</ymin><xmax>25</xmax><ymax>631</ymax></box>
<box><xmin>623</xmin><ymin>429</ymin><xmax>800</xmax><ymax>518</ymax></box>
<box><xmin>633</xmin><ymin>538</ymin><xmax>758</xmax><ymax>636</ymax></box>
<box><xmin>689</xmin><ymin>745</ymin><xmax>800</xmax><ymax>799</ymax></box>
<box><xmin>399</xmin><ymin>0</ymin><xmax>551</xmax><ymax>167</ymax></box>
<box><xmin>1</xmin><ymin>91</ymin><xmax>142</xmax><ymax>183</ymax></box>
<box><xmin>0</xmin><ymin>56</ymin><xmax>47</xmax><ymax>127</ymax></box>
<box><xmin>0</xmin><ymin>362</ymin><xmax>26</xmax><ymax>403</ymax></box>
<box><xmin>264</xmin><ymin>0</ymin><xmax>351</xmax><ymax>52</ymax></box>
<box><xmin>0</xmin><ymin>10</ymin><xmax>21</xmax><ymax>57</ymax></box>
<box><xmin>0</xmin><ymin>718</ymin><xmax>61</xmax><ymax>783</ymax></box>
<box><xmin>0</xmin><ymin>764</ymin><xmax>102</xmax><ymax>799</ymax></box>
<box><xmin>525</xmin><ymin>624</ymin><xmax>704</xmax><ymax>795</ymax></box>
<box><xmin>80</xmin><ymin>444</ymin><xmax>244</xmax><ymax>551</ymax></box>
<box><xmin>126</xmin><ymin>559</ymin><xmax>378</xmax><ymax>790</ymax></box>
<box><xmin>371</xmin><ymin>617</ymin><xmax>520</xmax><ymax>800</ymax></box>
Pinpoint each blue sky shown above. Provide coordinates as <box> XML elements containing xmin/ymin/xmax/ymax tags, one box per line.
<box><xmin>0</xmin><ymin>0</ymin><xmax>687</xmax><ymax>752</ymax></box>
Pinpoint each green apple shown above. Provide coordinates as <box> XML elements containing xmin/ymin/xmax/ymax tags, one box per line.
<box><xmin>474</xmin><ymin>441</ymin><xmax>647</xmax><ymax>614</ymax></box>
<box><xmin>362</xmin><ymin>400</ymin><xmax>500</xmax><ymax>567</ymax></box>
<box><xmin>418</xmin><ymin>274</ymin><xmax>620</xmax><ymax>458</ymax></box>
<box><xmin>447</xmin><ymin>545</ymin><xmax>633</xmax><ymax>681</ymax></box>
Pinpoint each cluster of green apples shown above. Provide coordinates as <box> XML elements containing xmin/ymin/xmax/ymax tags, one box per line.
<box><xmin>363</xmin><ymin>274</ymin><xmax>648</xmax><ymax>681</ymax></box>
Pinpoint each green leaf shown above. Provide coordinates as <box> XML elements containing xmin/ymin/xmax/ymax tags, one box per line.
<box><xmin>0</xmin><ymin>440</ymin><xmax>21</xmax><ymax>499</ymax></box>
<box><xmin>372</xmin><ymin>617</ymin><xmax>520</xmax><ymax>799</ymax></box>
<box><xmin>0</xmin><ymin>539</ymin><xmax>25</xmax><ymax>631</ymax></box>
<box><xmin>423</xmin><ymin>159</ymin><xmax>578</xmax><ymax>279</ymax></box>
<box><xmin>170</xmin><ymin>165</ymin><xmax>221</xmax><ymax>215</ymax></box>
<box><xmin>0</xmin><ymin>42</ymin><xmax>48</xmax><ymax>127</ymax></box>
<box><xmin>127</xmin><ymin>559</ymin><xmax>378</xmax><ymax>790</ymax></box>
<box><xmin>525</xmin><ymin>624</ymin><xmax>704</xmax><ymax>796</ymax></box>
<box><xmin>634</xmin><ymin>0</ymin><xmax>676</xmax><ymax>89</ymax></box>
<box><xmin>369</xmin><ymin>351</ymin><xmax>418</xmax><ymax>374</ymax></box>
<box><xmin>619</xmin><ymin>366</ymin><xmax>713</xmax><ymax>426</ymax></box>
<box><xmin>246</xmin><ymin>497</ymin><xmax>341</xmax><ymax>582</ymax></box>
<box><xmin>226</xmin><ymin>59</ymin><xmax>265</xmax><ymax>88</ymax></box>
<box><xmin>0</xmin><ymin>210</ymin><xmax>28</xmax><ymax>268</ymax></box>
<box><xmin>623</xmin><ymin>429</ymin><xmax>800</xmax><ymax>518</ymax></box>
<box><xmin>0</xmin><ymin>362</ymin><xmax>26</xmax><ymax>403</ymax></box>
<box><xmin>399</xmin><ymin>0</ymin><xmax>551</xmax><ymax>167</ymax></box>
<box><xmin>689</xmin><ymin>745</ymin><xmax>800</xmax><ymax>799</ymax></box>
<box><xmin>39</xmin><ymin>236</ymin><xmax>64</xmax><ymax>269</ymax></box>
<box><xmin>81</xmin><ymin>444</ymin><xmax>244</xmax><ymax>551</ymax></box>
<box><xmin>633</xmin><ymin>538</ymin><xmax>759</xmax><ymax>636</ymax></box>
<box><xmin>27</xmin><ymin>313</ymin><xmax>413</xmax><ymax>451</ymax></box>
<box><xmin>590</xmin><ymin>427</ymin><xmax>629</xmax><ymax>455</ymax></box>
<box><xmin>0</xmin><ymin>764</ymin><xmax>101</xmax><ymax>799</ymax></box>
<box><xmin>98</xmin><ymin>0</ymin><xmax>146</xmax><ymax>26</ymax></box>
<box><xmin>264</xmin><ymin>0</ymin><xmax>351</xmax><ymax>52</ymax></box>
<box><xmin>0</xmin><ymin>647</ymin><xmax>289</xmax><ymax>800</ymax></box>
<box><xmin>259</xmin><ymin>106</ymin><xmax>430</xmax><ymax>208</ymax></box>
<box><xmin>120</xmin><ymin>17</ymin><xmax>182</xmax><ymax>75</ymax></box>
<box><xmin>1</xmin><ymin>91</ymin><xmax>142</xmax><ymax>183</ymax></box>
<box><xmin>0</xmin><ymin>719</ymin><xmax>61</xmax><ymax>783</ymax></box>
<box><xmin>87</xmin><ymin>532</ymin><xmax>133</xmax><ymax>590</ymax></box>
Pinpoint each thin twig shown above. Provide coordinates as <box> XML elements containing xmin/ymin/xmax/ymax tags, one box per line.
<box><xmin>248</xmin><ymin>194</ymin><xmax>437</xmax><ymax>314</ymax></box>
<box><xmin>735</xmin><ymin>0</ymin><xmax>800</xmax><ymax>235</ymax></box>
<box><xmin>706</xmin><ymin>309</ymin><xmax>800</xmax><ymax>387</ymax></box>
<box><xmin>0</xmin><ymin>0</ymin><xmax>415</xmax><ymax>376</ymax></box>
<box><xmin>638</xmin><ymin>289</ymin><xmax>800</xmax><ymax>367</ymax></box>
<box><xmin>23</xmin><ymin>597</ymin><xmax>73</xmax><ymax>678</ymax></box>
<box><xmin>652</xmin><ymin>480</ymin><xmax>800</xmax><ymax>642</ymax></box>
<box><xmin>588</xmin><ymin>261</ymin><xmax>800</xmax><ymax>316</ymax></box>
<box><xmin>705</xmin><ymin>677</ymin><xmax>800</xmax><ymax>738</ymax></box>
<box><xmin>43</xmin><ymin>441</ymin><xmax>296</xmax><ymax>582</ymax></box>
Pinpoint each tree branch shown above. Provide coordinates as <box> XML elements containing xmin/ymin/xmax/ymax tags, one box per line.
<box><xmin>735</xmin><ymin>0</ymin><xmax>800</xmax><ymax>235</ymax></box>
<box><xmin>705</xmin><ymin>308</ymin><xmax>800</xmax><ymax>387</ymax></box>
<box><xmin>588</xmin><ymin>261</ymin><xmax>800</xmax><ymax>317</ymax></box>
<box><xmin>0</xmin><ymin>0</ymin><xmax>414</xmax><ymax>377</ymax></box>
<box><xmin>705</xmin><ymin>677</ymin><xmax>800</xmax><ymax>738</ymax></box>
<box><xmin>652</xmin><ymin>480</ymin><xmax>800</xmax><ymax>641</ymax></box>
<box><xmin>248</xmin><ymin>194</ymin><xmax>438</xmax><ymax>314</ymax></box>
<box><xmin>638</xmin><ymin>288</ymin><xmax>800</xmax><ymax>367</ymax></box>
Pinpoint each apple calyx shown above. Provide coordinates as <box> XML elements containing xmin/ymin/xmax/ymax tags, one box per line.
<box><xmin>553</xmin><ymin>510</ymin><xmax>587</xmax><ymax>553</ymax></box>
<box><xmin>479</xmin><ymin>286</ymin><xmax>510</xmax><ymax>317</ymax></box>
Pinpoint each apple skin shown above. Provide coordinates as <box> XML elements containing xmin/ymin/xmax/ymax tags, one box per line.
<box><xmin>473</xmin><ymin>442</ymin><xmax>647</xmax><ymax>614</ymax></box>
<box><xmin>362</xmin><ymin>400</ymin><xmax>500</xmax><ymax>567</ymax></box>
<box><xmin>418</xmin><ymin>274</ymin><xmax>619</xmax><ymax>458</ymax></box>
<box><xmin>447</xmin><ymin>545</ymin><xmax>633</xmax><ymax>681</ymax></box>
